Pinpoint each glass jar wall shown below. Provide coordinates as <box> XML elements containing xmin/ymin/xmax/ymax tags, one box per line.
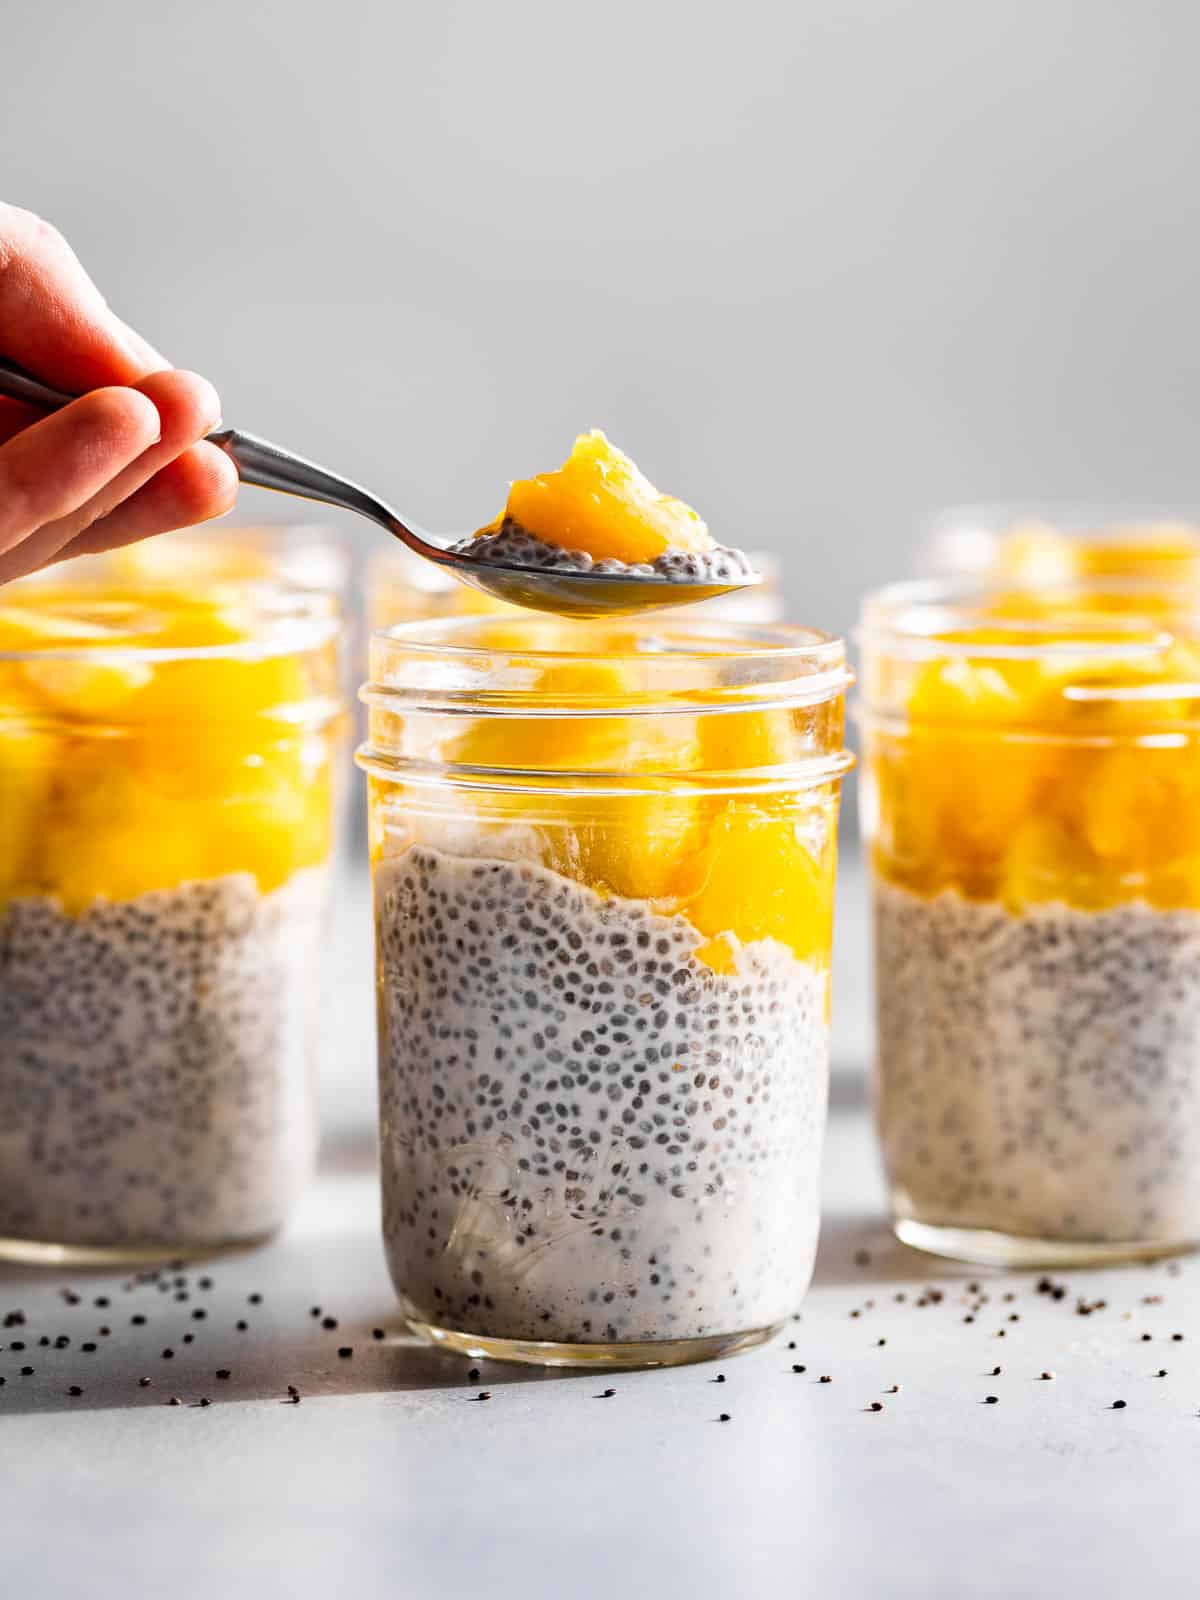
<box><xmin>860</xmin><ymin>578</ymin><xmax>1200</xmax><ymax>1266</ymax></box>
<box><xmin>0</xmin><ymin>575</ymin><xmax>346</xmax><ymax>1263</ymax></box>
<box><xmin>358</xmin><ymin>615</ymin><xmax>852</xmax><ymax>1366</ymax></box>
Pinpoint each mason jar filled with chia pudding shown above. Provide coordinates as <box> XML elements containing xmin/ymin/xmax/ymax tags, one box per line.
<box><xmin>860</xmin><ymin>577</ymin><xmax>1200</xmax><ymax>1267</ymax></box>
<box><xmin>0</xmin><ymin>574</ymin><xmax>346</xmax><ymax>1264</ymax></box>
<box><xmin>358</xmin><ymin>615</ymin><xmax>853</xmax><ymax>1367</ymax></box>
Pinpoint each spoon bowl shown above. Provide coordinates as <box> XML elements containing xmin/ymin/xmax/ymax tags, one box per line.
<box><xmin>0</xmin><ymin>360</ymin><xmax>759</xmax><ymax>619</ymax></box>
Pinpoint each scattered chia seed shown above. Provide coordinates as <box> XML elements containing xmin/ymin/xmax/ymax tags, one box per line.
<box><xmin>1172</xmin><ymin>1333</ymin><xmax>1184</xmax><ymax>1341</ymax></box>
<box><xmin>162</xmin><ymin>1349</ymin><xmax>174</xmax><ymax>1360</ymax></box>
<box><xmin>467</xmin><ymin>1368</ymin><xmax>481</xmax><ymax>1382</ymax></box>
<box><xmin>1041</xmin><ymin>1372</ymin><xmax>1055</xmax><ymax>1381</ymax></box>
<box><xmin>321</xmin><ymin>1317</ymin><xmax>337</xmax><ymax>1330</ymax></box>
<box><xmin>473</xmin><ymin>1391</ymin><xmax>492</xmax><ymax>1402</ymax></box>
<box><xmin>167</xmin><ymin>1397</ymin><xmax>182</xmax><ymax>1407</ymax></box>
<box><xmin>1157</xmin><ymin>1370</ymin><xmax>1168</xmax><ymax>1377</ymax></box>
<box><xmin>131</xmin><ymin>1315</ymin><xmax>146</xmax><ymax>1326</ymax></box>
<box><xmin>1141</xmin><ymin>1333</ymin><xmax>1153</xmax><ymax>1342</ymax></box>
<box><xmin>868</xmin><ymin>1402</ymin><xmax>883</xmax><ymax>1411</ymax></box>
<box><xmin>1112</xmin><ymin>1400</ymin><xmax>1127</xmax><ymax>1409</ymax></box>
<box><xmin>990</xmin><ymin>1367</ymin><xmax>1002</xmax><ymax>1376</ymax></box>
<box><xmin>372</xmin><ymin>1329</ymin><xmax>386</xmax><ymax>1341</ymax></box>
<box><xmin>138</xmin><ymin>1378</ymin><xmax>150</xmax><ymax>1387</ymax></box>
<box><xmin>192</xmin><ymin>1310</ymin><xmax>206</xmax><ymax>1321</ymax></box>
<box><xmin>80</xmin><ymin>1343</ymin><xmax>96</xmax><ymax>1353</ymax></box>
<box><xmin>198</xmin><ymin>1278</ymin><xmax>213</xmax><ymax>1291</ymax></box>
<box><xmin>819</xmin><ymin>1375</ymin><xmax>832</xmax><ymax>1384</ymax></box>
<box><xmin>310</xmin><ymin>1307</ymin><xmax>321</xmax><ymax>1318</ymax></box>
<box><xmin>182</xmin><ymin>1334</ymin><xmax>194</xmax><ymax>1345</ymax></box>
<box><xmin>337</xmin><ymin>1347</ymin><xmax>353</xmax><ymax>1359</ymax></box>
<box><xmin>248</xmin><ymin>1294</ymin><xmax>262</xmax><ymax>1305</ymax></box>
<box><xmin>216</xmin><ymin>1369</ymin><xmax>231</xmax><ymax>1380</ymax></box>
<box><xmin>94</xmin><ymin>1298</ymin><xmax>109</xmax><ymax>1308</ymax></box>
<box><xmin>886</xmin><ymin>1385</ymin><xmax>901</xmax><ymax>1394</ymax></box>
<box><xmin>713</xmin><ymin>1374</ymin><xmax>726</xmax><ymax>1383</ymax></box>
<box><xmin>854</xmin><ymin>1250</ymin><xmax>872</xmax><ymax>1267</ymax></box>
<box><xmin>599</xmin><ymin>1388</ymin><xmax>616</xmax><ymax>1398</ymax></box>
<box><xmin>792</xmin><ymin>1365</ymin><xmax>806</xmax><ymax>1374</ymax></box>
<box><xmin>197</xmin><ymin>1398</ymin><xmax>211</xmax><ymax>1408</ymax></box>
<box><xmin>9</xmin><ymin>1341</ymin><xmax>24</xmax><ymax>1351</ymax></box>
<box><xmin>718</xmin><ymin>1413</ymin><xmax>731</xmax><ymax>1422</ymax></box>
<box><xmin>19</xmin><ymin>1366</ymin><xmax>33</xmax><ymax>1376</ymax></box>
<box><xmin>68</xmin><ymin>1386</ymin><xmax>82</xmax><ymax>1396</ymax></box>
<box><xmin>984</xmin><ymin>1396</ymin><xmax>998</xmax><ymax>1404</ymax></box>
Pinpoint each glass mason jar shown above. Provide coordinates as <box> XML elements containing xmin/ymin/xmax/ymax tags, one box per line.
<box><xmin>0</xmin><ymin>576</ymin><xmax>346</xmax><ymax>1264</ymax></box>
<box><xmin>366</xmin><ymin>546</ymin><xmax>785</xmax><ymax>632</ymax></box>
<box><xmin>860</xmin><ymin>577</ymin><xmax>1200</xmax><ymax>1267</ymax></box>
<box><xmin>358</xmin><ymin>615</ymin><xmax>853</xmax><ymax>1367</ymax></box>
<box><xmin>922</xmin><ymin>502</ymin><xmax>1200</xmax><ymax>588</ymax></box>
<box><xmin>106</xmin><ymin>521</ymin><xmax>352</xmax><ymax>600</ymax></box>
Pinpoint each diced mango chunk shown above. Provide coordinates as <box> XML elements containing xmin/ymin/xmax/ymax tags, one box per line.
<box><xmin>666</xmin><ymin>803</ymin><xmax>834</xmax><ymax>968</ymax></box>
<box><xmin>489</xmin><ymin>430</ymin><xmax>713</xmax><ymax>564</ymax></box>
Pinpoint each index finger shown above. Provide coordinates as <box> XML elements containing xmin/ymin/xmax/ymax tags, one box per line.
<box><xmin>0</xmin><ymin>203</ymin><xmax>167</xmax><ymax>391</ymax></box>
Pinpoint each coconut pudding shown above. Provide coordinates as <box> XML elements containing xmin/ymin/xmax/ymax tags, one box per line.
<box><xmin>361</xmin><ymin>608</ymin><xmax>851</xmax><ymax>1364</ymax></box>
<box><xmin>454</xmin><ymin>431</ymin><xmax>756</xmax><ymax>584</ymax></box>
<box><xmin>861</xmin><ymin>582</ymin><xmax>1200</xmax><ymax>1264</ymax></box>
<box><xmin>0</xmin><ymin>580</ymin><xmax>342</xmax><ymax>1261</ymax></box>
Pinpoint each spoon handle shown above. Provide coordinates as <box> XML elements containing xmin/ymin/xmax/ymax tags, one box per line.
<box><xmin>0</xmin><ymin>357</ymin><xmax>442</xmax><ymax>562</ymax></box>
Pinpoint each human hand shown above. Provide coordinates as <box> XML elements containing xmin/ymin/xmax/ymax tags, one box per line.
<box><xmin>0</xmin><ymin>203</ymin><xmax>238</xmax><ymax>584</ymax></box>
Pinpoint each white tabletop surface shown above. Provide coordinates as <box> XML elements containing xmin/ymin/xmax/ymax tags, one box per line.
<box><xmin>3</xmin><ymin>856</ymin><xmax>1196</xmax><ymax>1600</ymax></box>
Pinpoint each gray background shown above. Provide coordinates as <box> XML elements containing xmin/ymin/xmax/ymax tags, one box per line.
<box><xmin>7</xmin><ymin>0</ymin><xmax>1200</xmax><ymax>637</ymax></box>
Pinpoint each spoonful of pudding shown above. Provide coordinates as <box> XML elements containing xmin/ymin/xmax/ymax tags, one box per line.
<box><xmin>0</xmin><ymin>359</ymin><xmax>758</xmax><ymax>618</ymax></box>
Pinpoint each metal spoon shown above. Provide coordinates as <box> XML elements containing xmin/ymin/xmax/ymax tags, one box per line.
<box><xmin>0</xmin><ymin>359</ymin><xmax>758</xmax><ymax>619</ymax></box>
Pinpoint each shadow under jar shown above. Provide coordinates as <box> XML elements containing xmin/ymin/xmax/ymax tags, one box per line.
<box><xmin>0</xmin><ymin>576</ymin><xmax>346</xmax><ymax>1265</ymax></box>
<box><xmin>860</xmin><ymin>577</ymin><xmax>1200</xmax><ymax>1268</ymax></box>
<box><xmin>358</xmin><ymin>615</ymin><xmax>853</xmax><ymax>1367</ymax></box>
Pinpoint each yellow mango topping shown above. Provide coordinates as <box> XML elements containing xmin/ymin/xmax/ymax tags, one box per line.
<box><xmin>0</xmin><ymin>583</ymin><xmax>337</xmax><ymax>912</ymax></box>
<box><xmin>870</xmin><ymin>609</ymin><xmax>1200</xmax><ymax>913</ymax></box>
<box><xmin>414</xmin><ymin>648</ymin><xmax>836</xmax><ymax>970</ymax></box>
<box><xmin>490</xmin><ymin>430</ymin><xmax>714</xmax><ymax>564</ymax></box>
<box><xmin>665</xmin><ymin>804</ymin><xmax>835</xmax><ymax>968</ymax></box>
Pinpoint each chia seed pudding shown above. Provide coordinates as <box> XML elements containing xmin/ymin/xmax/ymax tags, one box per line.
<box><xmin>454</xmin><ymin>518</ymin><xmax>757</xmax><ymax>584</ymax></box>
<box><xmin>375</xmin><ymin>847</ymin><xmax>828</xmax><ymax>1348</ymax></box>
<box><xmin>0</xmin><ymin>867</ymin><xmax>327</xmax><ymax>1256</ymax></box>
<box><xmin>875</xmin><ymin>882</ymin><xmax>1200</xmax><ymax>1255</ymax></box>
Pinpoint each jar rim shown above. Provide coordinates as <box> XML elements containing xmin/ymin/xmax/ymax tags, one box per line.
<box><xmin>364</xmin><ymin>614</ymin><xmax>849</xmax><ymax>707</ymax></box>
<box><xmin>0</xmin><ymin>580</ymin><xmax>341</xmax><ymax>665</ymax></box>
<box><xmin>358</xmin><ymin>615</ymin><xmax>853</xmax><ymax>794</ymax></box>
<box><xmin>858</xmin><ymin>577</ymin><xmax>1194</xmax><ymax>662</ymax></box>
<box><xmin>858</xmin><ymin>577</ymin><xmax>1200</xmax><ymax>740</ymax></box>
